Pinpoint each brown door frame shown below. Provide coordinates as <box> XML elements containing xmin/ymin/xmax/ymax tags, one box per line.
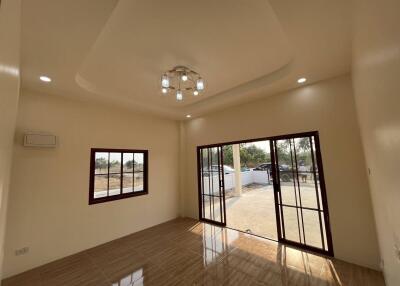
<box><xmin>196</xmin><ymin>131</ymin><xmax>334</xmax><ymax>257</ymax></box>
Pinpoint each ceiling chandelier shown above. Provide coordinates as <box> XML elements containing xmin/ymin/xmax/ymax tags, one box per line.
<box><xmin>161</xmin><ymin>66</ymin><xmax>204</xmax><ymax>101</ymax></box>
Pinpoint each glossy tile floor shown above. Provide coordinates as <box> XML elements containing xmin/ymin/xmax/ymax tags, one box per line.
<box><xmin>3</xmin><ymin>218</ymin><xmax>385</xmax><ymax>286</ymax></box>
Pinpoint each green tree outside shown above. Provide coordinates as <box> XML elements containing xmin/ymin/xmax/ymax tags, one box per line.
<box><xmin>221</xmin><ymin>137</ymin><xmax>313</xmax><ymax>170</ymax></box>
<box><xmin>223</xmin><ymin>144</ymin><xmax>270</xmax><ymax>168</ymax></box>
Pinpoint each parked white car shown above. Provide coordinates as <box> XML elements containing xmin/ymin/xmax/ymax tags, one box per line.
<box><xmin>203</xmin><ymin>165</ymin><xmax>235</xmax><ymax>176</ymax></box>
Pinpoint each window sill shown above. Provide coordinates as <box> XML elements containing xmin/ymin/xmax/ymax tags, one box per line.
<box><xmin>89</xmin><ymin>190</ymin><xmax>148</xmax><ymax>205</ymax></box>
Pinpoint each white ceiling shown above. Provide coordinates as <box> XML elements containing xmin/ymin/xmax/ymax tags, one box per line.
<box><xmin>21</xmin><ymin>0</ymin><xmax>351</xmax><ymax>119</ymax></box>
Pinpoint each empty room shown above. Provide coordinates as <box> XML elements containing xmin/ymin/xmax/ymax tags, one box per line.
<box><xmin>0</xmin><ymin>0</ymin><xmax>399</xmax><ymax>285</ymax></box>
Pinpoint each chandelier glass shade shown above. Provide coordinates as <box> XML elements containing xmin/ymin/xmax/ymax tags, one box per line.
<box><xmin>161</xmin><ymin>66</ymin><xmax>204</xmax><ymax>101</ymax></box>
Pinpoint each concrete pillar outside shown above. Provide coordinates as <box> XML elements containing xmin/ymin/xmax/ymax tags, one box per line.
<box><xmin>233</xmin><ymin>144</ymin><xmax>242</xmax><ymax>196</ymax></box>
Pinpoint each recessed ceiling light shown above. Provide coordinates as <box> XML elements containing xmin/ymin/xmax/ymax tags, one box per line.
<box><xmin>186</xmin><ymin>114</ymin><xmax>191</xmax><ymax>118</ymax></box>
<box><xmin>40</xmin><ymin>76</ymin><xmax>52</xmax><ymax>82</ymax></box>
<box><xmin>297</xmin><ymin>77</ymin><xmax>307</xmax><ymax>84</ymax></box>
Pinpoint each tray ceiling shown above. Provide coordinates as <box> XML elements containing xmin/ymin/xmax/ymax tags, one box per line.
<box><xmin>21</xmin><ymin>0</ymin><xmax>351</xmax><ymax>119</ymax></box>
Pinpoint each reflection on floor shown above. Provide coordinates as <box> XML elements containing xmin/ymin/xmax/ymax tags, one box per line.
<box><xmin>3</xmin><ymin>218</ymin><xmax>385</xmax><ymax>286</ymax></box>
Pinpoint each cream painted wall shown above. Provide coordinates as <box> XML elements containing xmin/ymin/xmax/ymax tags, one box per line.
<box><xmin>182</xmin><ymin>75</ymin><xmax>381</xmax><ymax>269</ymax></box>
<box><xmin>352</xmin><ymin>0</ymin><xmax>400</xmax><ymax>285</ymax></box>
<box><xmin>3</xmin><ymin>90</ymin><xmax>180</xmax><ymax>278</ymax></box>
<box><xmin>0</xmin><ymin>0</ymin><xmax>21</xmax><ymax>281</ymax></box>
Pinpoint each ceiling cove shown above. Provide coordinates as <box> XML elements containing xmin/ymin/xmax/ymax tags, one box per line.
<box><xmin>75</xmin><ymin>0</ymin><xmax>292</xmax><ymax>116</ymax></box>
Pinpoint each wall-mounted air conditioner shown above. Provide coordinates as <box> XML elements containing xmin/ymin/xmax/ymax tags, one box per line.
<box><xmin>23</xmin><ymin>132</ymin><xmax>57</xmax><ymax>148</ymax></box>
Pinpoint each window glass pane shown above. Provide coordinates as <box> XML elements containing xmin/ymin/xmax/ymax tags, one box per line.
<box><xmin>282</xmin><ymin>206</ymin><xmax>300</xmax><ymax>243</ymax></box>
<box><xmin>299</xmin><ymin>180</ymin><xmax>319</xmax><ymax>209</ymax></box>
<box><xmin>207</xmin><ymin>147</ymin><xmax>220</xmax><ymax>196</ymax></box>
<box><xmin>201</xmin><ymin>149</ymin><xmax>211</xmax><ymax>196</ymax></box>
<box><xmin>276</xmin><ymin>139</ymin><xmax>298</xmax><ymax>206</ymax></box>
<box><xmin>108</xmin><ymin>174</ymin><xmax>121</xmax><ymax>196</ymax></box>
<box><xmin>122</xmin><ymin>173</ymin><xmax>133</xmax><ymax>193</ymax></box>
<box><xmin>123</xmin><ymin>153</ymin><xmax>134</xmax><ymax>172</ymax></box>
<box><xmin>134</xmin><ymin>153</ymin><xmax>144</xmax><ymax>172</ymax></box>
<box><xmin>203</xmin><ymin>195</ymin><xmax>211</xmax><ymax>220</ymax></box>
<box><xmin>276</xmin><ymin>139</ymin><xmax>292</xmax><ymax>174</ymax></box>
<box><xmin>280</xmin><ymin>181</ymin><xmax>297</xmax><ymax>206</ymax></box>
<box><xmin>109</xmin><ymin>152</ymin><xmax>121</xmax><ymax>173</ymax></box>
<box><xmin>321</xmin><ymin>214</ymin><xmax>328</xmax><ymax>251</ymax></box>
<box><xmin>202</xmin><ymin>173</ymin><xmax>211</xmax><ymax>196</ymax></box>
<box><xmin>134</xmin><ymin>172</ymin><xmax>144</xmax><ymax>192</ymax></box>
<box><xmin>294</xmin><ymin>137</ymin><xmax>319</xmax><ymax>209</ymax></box>
<box><xmin>213</xmin><ymin>196</ymin><xmax>223</xmax><ymax>223</ymax></box>
<box><xmin>316</xmin><ymin>174</ymin><xmax>324</xmax><ymax>210</ymax></box>
<box><xmin>209</xmin><ymin>147</ymin><xmax>219</xmax><ymax>180</ymax></box>
<box><xmin>303</xmin><ymin>209</ymin><xmax>323</xmax><ymax>249</ymax></box>
<box><xmin>94</xmin><ymin>175</ymin><xmax>108</xmax><ymax>198</ymax></box>
<box><xmin>311</xmin><ymin>138</ymin><xmax>324</xmax><ymax>211</ymax></box>
<box><xmin>95</xmin><ymin>152</ymin><xmax>108</xmax><ymax>174</ymax></box>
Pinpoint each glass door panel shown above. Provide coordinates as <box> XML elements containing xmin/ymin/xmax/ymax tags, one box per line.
<box><xmin>198</xmin><ymin>146</ymin><xmax>226</xmax><ymax>226</ymax></box>
<box><xmin>271</xmin><ymin>134</ymin><xmax>333</xmax><ymax>255</ymax></box>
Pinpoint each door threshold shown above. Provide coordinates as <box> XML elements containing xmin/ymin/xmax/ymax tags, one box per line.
<box><xmin>224</xmin><ymin>226</ymin><xmax>279</xmax><ymax>243</ymax></box>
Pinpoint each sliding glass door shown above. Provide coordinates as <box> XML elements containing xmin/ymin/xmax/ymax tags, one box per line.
<box><xmin>197</xmin><ymin>131</ymin><xmax>333</xmax><ymax>256</ymax></box>
<box><xmin>271</xmin><ymin>134</ymin><xmax>333</xmax><ymax>255</ymax></box>
<box><xmin>198</xmin><ymin>146</ymin><xmax>226</xmax><ymax>226</ymax></box>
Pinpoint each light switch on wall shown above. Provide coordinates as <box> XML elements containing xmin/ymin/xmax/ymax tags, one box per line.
<box><xmin>15</xmin><ymin>247</ymin><xmax>29</xmax><ymax>256</ymax></box>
